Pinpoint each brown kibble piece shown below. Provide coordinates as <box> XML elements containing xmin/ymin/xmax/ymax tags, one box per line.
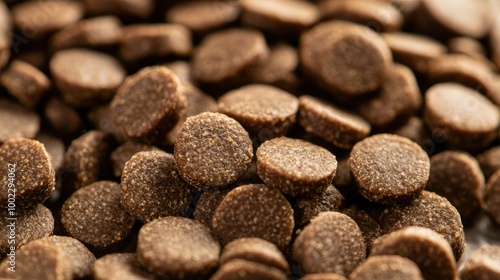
<box><xmin>83</xmin><ymin>0</ymin><xmax>153</xmax><ymax>18</ymax></box>
<box><xmin>121</xmin><ymin>151</ymin><xmax>194</xmax><ymax>223</ymax></box>
<box><xmin>247</xmin><ymin>43</ymin><xmax>298</xmax><ymax>87</ymax></box>
<box><xmin>110</xmin><ymin>141</ymin><xmax>159</xmax><ymax>177</ymax></box>
<box><xmin>0</xmin><ymin>99</ymin><xmax>40</xmax><ymax>143</ymax></box>
<box><xmin>35</xmin><ymin>132</ymin><xmax>65</xmax><ymax>172</ymax></box>
<box><xmin>50</xmin><ymin>49</ymin><xmax>126</xmax><ymax>107</ymax></box>
<box><xmin>295</xmin><ymin>185</ymin><xmax>346</xmax><ymax>227</ymax></box>
<box><xmin>174</xmin><ymin>112</ymin><xmax>253</xmax><ymax>189</ymax></box>
<box><xmin>293</xmin><ymin>211</ymin><xmax>365</xmax><ymax>276</ymax></box>
<box><xmin>219</xmin><ymin>84</ymin><xmax>299</xmax><ymax>138</ymax></box>
<box><xmin>94</xmin><ymin>253</ymin><xmax>155</xmax><ymax>280</ymax></box>
<box><xmin>0</xmin><ymin>138</ymin><xmax>55</xmax><ymax>209</ymax></box>
<box><xmin>212</xmin><ymin>184</ymin><xmax>294</xmax><ymax>250</ymax></box>
<box><xmin>350</xmin><ymin>134</ymin><xmax>430</xmax><ymax>204</ymax></box>
<box><xmin>301</xmin><ymin>21</ymin><xmax>392</xmax><ymax>96</ymax></box>
<box><xmin>61</xmin><ymin>181</ymin><xmax>135</xmax><ymax>252</ymax></box>
<box><xmin>44</xmin><ymin>98</ymin><xmax>84</xmax><ymax>137</ymax></box>
<box><xmin>350</xmin><ymin>255</ymin><xmax>424</xmax><ymax>280</ymax></box>
<box><xmin>137</xmin><ymin>216</ymin><xmax>220</xmax><ymax>278</ymax></box>
<box><xmin>391</xmin><ymin>117</ymin><xmax>428</xmax><ymax>145</ymax></box>
<box><xmin>0</xmin><ymin>33</ymin><xmax>9</xmax><ymax>69</ymax></box>
<box><xmin>448</xmin><ymin>37</ymin><xmax>495</xmax><ymax>70</ymax></box>
<box><xmin>0</xmin><ymin>0</ymin><xmax>10</xmax><ymax>34</ymax></box>
<box><xmin>426</xmin><ymin>151</ymin><xmax>485</xmax><ymax>223</ymax></box>
<box><xmin>163</xmin><ymin>60</ymin><xmax>193</xmax><ymax>85</ymax></box>
<box><xmin>378</xmin><ymin>191</ymin><xmax>465</xmax><ymax>259</ymax></box>
<box><xmin>211</xmin><ymin>259</ymin><xmax>287</xmax><ymax>280</ymax></box>
<box><xmin>301</xmin><ymin>274</ymin><xmax>348</xmax><ymax>280</ymax></box>
<box><xmin>299</xmin><ymin>95</ymin><xmax>371</xmax><ymax>149</ymax></box>
<box><xmin>194</xmin><ymin>187</ymin><xmax>233</xmax><ymax>229</ymax></box>
<box><xmin>484</xmin><ymin>170</ymin><xmax>500</xmax><ymax>225</ymax></box>
<box><xmin>461</xmin><ymin>245</ymin><xmax>500</xmax><ymax>280</ymax></box>
<box><xmin>370</xmin><ymin>226</ymin><xmax>457</xmax><ymax>280</ymax></box>
<box><xmin>492</xmin><ymin>17</ymin><xmax>500</xmax><ymax>69</ymax></box>
<box><xmin>342</xmin><ymin>208</ymin><xmax>382</xmax><ymax>253</ymax></box>
<box><xmin>424</xmin><ymin>83</ymin><xmax>500</xmax><ymax>150</ymax></box>
<box><xmin>0</xmin><ymin>60</ymin><xmax>51</xmax><ymax>109</ymax></box>
<box><xmin>477</xmin><ymin>146</ymin><xmax>500</xmax><ymax>179</ymax></box>
<box><xmin>111</xmin><ymin>66</ymin><xmax>186</xmax><ymax>143</ymax></box>
<box><xmin>86</xmin><ymin>104</ymin><xmax>128</xmax><ymax>142</ymax></box>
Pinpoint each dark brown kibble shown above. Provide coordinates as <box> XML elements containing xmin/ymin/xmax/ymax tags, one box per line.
<box><xmin>484</xmin><ymin>170</ymin><xmax>500</xmax><ymax>225</ymax></box>
<box><xmin>50</xmin><ymin>49</ymin><xmax>126</xmax><ymax>107</ymax></box>
<box><xmin>83</xmin><ymin>0</ymin><xmax>154</xmax><ymax>18</ymax></box>
<box><xmin>0</xmin><ymin>99</ymin><xmax>40</xmax><ymax>143</ymax></box>
<box><xmin>193</xmin><ymin>187</ymin><xmax>233</xmax><ymax>229</ymax></box>
<box><xmin>350</xmin><ymin>255</ymin><xmax>423</xmax><ymax>280</ymax></box>
<box><xmin>35</xmin><ymin>132</ymin><xmax>65</xmax><ymax>172</ymax></box>
<box><xmin>0</xmin><ymin>32</ymin><xmax>9</xmax><ymax>69</ymax></box>
<box><xmin>121</xmin><ymin>151</ymin><xmax>194</xmax><ymax>223</ymax></box>
<box><xmin>61</xmin><ymin>181</ymin><xmax>135</xmax><ymax>252</ymax></box>
<box><xmin>0</xmin><ymin>138</ymin><xmax>55</xmax><ymax>209</ymax></box>
<box><xmin>0</xmin><ymin>0</ymin><xmax>10</xmax><ymax>34</ymax></box>
<box><xmin>219</xmin><ymin>84</ymin><xmax>299</xmax><ymax>138</ymax></box>
<box><xmin>391</xmin><ymin>117</ymin><xmax>429</xmax><ymax>145</ymax></box>
<box><xmin>137</xmin><ymin>216</ymin><xmax>220</xmax><ymax>278</ymax></box>
<box><xmin>350</xmin><ymin>134</ymin><xmax>430</xmax><ymax>204</ymax></box>
<box><xmin>370</xmin><ymin>226</ymin><xmax>457</xmax><ymax>280</ymax></box>
<box><xmin>211</xmin><ymin>259</ymin><xmax>288</xmax><ymax>280</ymax></box>
<box><xmin>44</xmin><ymin>98</ymin><xmax>84</xmax><ymax>137</ymax></box>
<box><xmin>378</xmin><ymin>191</ymin><xmax>465</xmax><ymax>259</ymax></box>
<box><xmin>447</xmin><ymin>37</ymin><xmax>494</xmax><ymax>70</ymax></box>
<box><xmin>174</xmin><ymin>112</ymin><xmax>253</xmax><ymax>189</ymax></box>
<box><xmin>424</xmin><ymin>83</ymin><xmax>500</xmax><ymax>150</ymax></box>
<box><xmin>426</xmin><ymin>151</ymin><xmax>485</xmax><ymax>223</ymax></box>
<box><xmin>301</xmin><ymin>21</ymin><xmax>392</xmax><ymax>96</ymax></box>
<box><xmin>461</xmin><ymin>245</ymin><xmax>500</xmax><ymax>280</ymax></box>
<box><xmin>301</xmin><ymin>274</ymin><xmax>348</xmax><ymax>280</ymax></box>
<box><xmin>247</xmin><ymin>43</ymin><xmax>299</xmax><ymax>87</ymax></box>
<box><xmin>212</xmin><ymin>184</ymin><xmax>294</xmax><ymax>250</ymax></box>
<box><xmin>477</xmin><ymin>146</ymin><xmax>500</xmax><ymax>179</ymax></box>
<box><xmin>0</xmin><ymin>60</ymin><xmax>51</xmax><ymax>109</ymax></box>
<box><xmin>332</xmin><ymin>156</ymin><xmax>355</xmax><ymax>199</ymax></box>
<box><xmin>110</xmin><ymin>141</ymin><xmax>159</xmax><ymax>177</ymax></box>
<box><xmin>163</xmin><ymin>60</ymin><xmax>193</xmax><ymax>85</ymax></box>
<box><xmin>492</xmin><ymin>17</ymin><xmax>500</xmax><ymax>69</ymax></box>
<box><xmin>299</xmin><ymin>95</ymin><xmax>371</xmax><ymax>149</ymax></box>
<box><xmin>295</xmin><ymin>185</ymin><xmax>346</xmax><ymax>228</ymax></box>
<box><xmin>94</xmin><ymin>253</ymin><xmax>155</xmax><ymax>280</ymax></box>
<box><xmin>86</xmin><ymin>104</ymin><xmax>128</xmax><ymax>142</ymax></box>
<box><xmin>342</xmin><ymin>208</ymin><xmax>382</xmax><ymax>254</ymax></box>
<box><xmin>293</xmin><ymin>211</ymin><xmax>366</xmax><ymax>276</ymax></box>
<box><xmin>111</xmin><ymin>66</ymin><xmax>186</xmax><ymax>143</ymax></box>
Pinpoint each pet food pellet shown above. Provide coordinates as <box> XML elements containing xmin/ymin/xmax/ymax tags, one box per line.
<box><xmin>378</xmin><ymin>191</ymin><xmax>465</xmax><ymax>259</ymax></box>
<box><xmin>0</xmin><ymin>60</ymin><xmax>51</xmax><ymax>109</ymax></box>
<box><xmin>300</xmin><ymin>20</ymin><xmax>392</xmax><ymax>96</ymax></box>
<box><xmin>492</xmin><ymin>17</ymin><xmax>500</xmax><ymax>69</ymax></box>
<box><xmin>63</xmin><ymin>130</ymin><xmax>110</xmax><ymax>190</ymax></box>
<box><xmin>0</xmin><ymin>32</ymin><xmax>9</xmax><ymax>69</ymax></box>
<box><xmin>342</xmin><ymin>208</ymin><xmax>382</xmax><ymax>253</ymax></box>
<box><xmin>121</xmin><ymin>151</ymin><xmax>194</xmax><ymax>223</ymax></box>
<box><xmin>50</xmin><ymin>48</ymin><xmax>126</xmax><ymax>107</ymax></box>
<box><xmin>484</xmin><ymin>170</ymin><xmax>500</xmax><ymax>225</ymax></box>
<box><xmin>163</xmin><ymin>60</ymin><xmax>193</xmax><ymax>85</ymax></box>
<box><xmin>0</xmin><ymin>0</ymin><xmax>10</xmax><ymax>34</ymax></box>
<box><xmin>424</xmin><ymin>83</ymin><xmax>500</xmax><ymax>150</ymax></box>
<box><xmin>370</xmin><ymin>226</ymin><xmax>457</xmax><ymax>280</ymax></box>
<box><xmin>350</xmin><ymin>134</ymin><xmax>430</xmax><ymax>204</ymax></box>
<box><xmin>137</xmin><ymin>216</ymin><xmax>220</xmax><ymax>278</ymax></box>
<box><xmin>212</xmin><ymin>184</ymin><xmax>294</xmax><ymax>250</ymax></box>
<box><xmin>166</xmin><ymin>1</ymin><xmax>240</xmax><ymax>34</ymax></box>
<box><xmin>61</xmin><ymin>181</ymin><xmax>135</xmax><ymax>251</ymax></box>
<box><xmin>110</xmin><ymin>141</ymin><xmax>159</xmax><ymax>177</ymax></box>
<box><xmin>350</xmin><ymin>255</ymin><xmax>424</xmax><ymax>280</ymax></box>
<box><xmin>83</xmin><ymin>0</ymin><xmax>154</xmax><ymax>18</ymax></box>
<box><xmin>391</xmin><ymin>117</ymin><xmax>428</xmax><ymax>145</ymax></box>
<box><xmin>94</xmin><ymin>253</ymin><xmax>155</xmax><ymax>280</ymax></box>
<box><xmin>211</xmin><ymin>259</ymin><xmax>288</xmax><ymax>280</ymax></box>
<box><xmin>218</xmin><ymin>84</ymin><xmax>299</xmax><ymax>137</ymax></box>
<box><xmin>193</xmin><ymin>187</ymin><xmax>233</xmax><ymax>229</ymax></box>
<box><xmin>192</xmin><ymin>28</ymin><xmax>268</xmax><ymax>85</ymax></box>
<box><xmin>86</xmin><ymin>104</ymin><xmax>128</xmax><ymax>142</ymax></box>
<box><xmin>448</xmin><ymin>37</ymin><xmax>489</xmax><ymax>62</ymax></box>
<box><xmin>35</xmin><ymin>132</ymin><xmax>65</xmax><ymax>172</ymax></box>
<box><xmin>301</xmin><ymin>274</ymin><xmax>348</xmax><ymax>280</ymax></box>
<box><xmin>0</xmin><ymin>138</ymin><xmax>55</xmax><ymax>209</ymax></box>
<box><xmin>111</xmin><ymin>66</ymin><xmax>186</xmax><ymax>143</ymax></box>
<box><xmin>426</xmin><ymin>151</ymin><xmax>485</xmax><ymax>223</ymax></box>
<box><xmin>293</xmin><ymin>211</ymin><xmax>365</xmax><ymax>276</ymax></box>
<box><xmin>299</xmin><ymin>95</ymin><xmax>371</xmax><ymax>149</ymax></box>
<box><xmin>332</xmin><ymin>156</ymin><xmax>355</xmax><ymax>198</ymax></box>
<box><xmin>257</xmin><ymin>137</ymin><xmax>337</xmax><ymax>197</ymax></box>
<box><xmin>461</xmin><ymin>245</ymin><xmax>500</xmax><ymax>280</ymax></box>
<box><xmin>295</xmin><ymin>185</ymin><xmax>346</xmax><ymax>228</ymax></box>
<box><xmin>247</xmin><ymin>43</ymin><xmax>298</xmax><ymax>87</ymax></box>
<box><xmin>0</xmin><ymin>99</ymin><xmax>40</xmax><ymax>143</ymax></box>
<box><xmin>44</xmin><ymin>98</ymin><xmax>84</xmax><ymax>137</ymax></box>
<box><xmin>174</xmin><ymin>112</ymin><xmax>253</xmax><ymax>189</ymax></box>
<box><xmin>16</xmin><ymin>49</ymin><xmax>47</xmax><ymax>70</ymax></box>
<box><xmin>477</xmin><ymin>146</ymin><xmax>500</xmax><ymax>179</ymax></box>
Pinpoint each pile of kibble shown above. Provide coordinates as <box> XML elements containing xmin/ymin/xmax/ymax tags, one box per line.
<box><xmin>0</xmin><ymin>0</ymin><xmax>500</xmax><ymax>279</ymax></box>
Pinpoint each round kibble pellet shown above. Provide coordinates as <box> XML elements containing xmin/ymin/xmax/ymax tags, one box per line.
<box><xmin>163</xmin><ymin>60</ymin><xmax>193</xmax><ymax>85</ymax></box>
<box><xmin>137</xmin><ymin>216</ymin><xmax>220</xmax><ymax>279</ymax></box>
<box><xmin>44</xmin><ymin>98</ymin><xmax>84</xmax><ymax>137</ymax></box>
<box><xmin>461</xmin><ymin>245</ymin><xmax>500</xmax><ymax>280</ymax></box>
<box><xmin>257</xmin><ymin>137</ymin><xmax>337</xmax><ymax>197</ymax></box>
<box><xmin>0</xmin><ymin>99</ymin><xmax>40</xmax><ymax>143</ymax></box>
<box><xmin>247</xmin><ymin>43</ymin><xmax>298</xmax><ymax>87</ymax></box>
<box><xmin>86</xmin><ymin>104</ymin><xmax>127</xmax><ymax>142</ymax></box>
<box><xmin>350</xmin><ymin>134</ymin><xmax>430</xmax><ymax>204</ymax></box>
<box><xmin>370</xmin><ymin>226</ymin><xmax>457</xmax><ymax>280</ymax></box>
<box><xmin>484</xmin><ymin>170</ymin><xmax>500</xmax><ymax>225</ymax></box>
<box><xmin>477</xmin><ymin>146</ymin><xmax>500</xmax><ymax>179</ymax></box>
<box><xmin>120</xmin><ymin>151</ymin><xmax>194</xmax><ymax>223</ymax></box>
<box><xmin>211</xmin><ymin>259</ymin><xmax>288</xmax><ymax>280</ymax></box>
<box><xmin>61</xmin><ymin>181</ymin><xmax>135</xmax><ymax>252</ymax></box>
<box><xmin>391</xmin><ymin>117</ymin><xmax>428</xmax><ymax>145</ymax></box>
<box><xmin>174</xmin><ymin>112</ymin><xmax>253</xmax><ymax>189</ymax></box>
<box><xmin>218</xmin><ymin>84</ymin><xmax>299</xmax><ymax>138</ymax></box>
<box><xmin>83</xmin><ymin>0</ymin><xmax>153</xmax><ymax>18</ymax></box>
<box><xmin>35</xmin><ymin>132</ymin><xmax>65</xmax><ymax>172</ymax></box>
<box><xmin>193</xmin><ymin>187</ymin><xmax>233</xmax><ymax>229</ymax></box>
<box><xmin>110</xmin><ymin>141</ymin><xmax>159</xmax><ymax>177</ymax></box>
<box><xmin>293</xmin><ymin>211</ymin><xmax>366</xmax><ymax>276</ymax></box>
<box><xmin>110</xmin><ymin>66</ymin><xmax>186</xmax><ymax>143</ymax></box>
<box><xmin>295</xmin><ymin>185</ymin><xmax>346</xmax><ymax>228</ymax></box>
<box><xmin>342</xmin><ymin>208</ymin><xmax>382</xmax><ymax>254</ymax></box>
<box><xmin>301</xmin><ymin>274</ymin><xmax>348</xmax><ymax>280</ymax></box>
<box><xmin>350</xmin><ymin>255</ymin><xmax>424</xmax><ymax>280</ymax></box>
<box><xmin>94</xmin><ymin>253</ymin><xmax>155</xmax><ymax>280</ymax></box>
<box><xmin>212</xmin><ymin>184</ymin><xmax>294</xmax><ymax>250</ymax></box>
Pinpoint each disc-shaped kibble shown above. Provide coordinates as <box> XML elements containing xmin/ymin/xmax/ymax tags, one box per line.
<box><xmin>61</xmin><ymin>181</ymin><xmax>135</xmax><ymax>252</ymax></box>
<box><xmin>424</xmin><ymin>83</ymin><xmax>500</xmax><ymax>150</ymax></box>
<box><xmin>484</xmin><ymin>170</ymin><xmax>500</xmax><ymax>225</ymax></box>
<box><xmin>193</xmin><ymin>187</ymin><xmax>233</xmax><ymax>229</ymax></box>
<box><xmin>247</xmin><ymin>43</ymin><xmax>298</xmax><ymax>87</ymax></box>
<box><xmin>426</xmin><ymin>151</ymin><xmax>484</xmax><ymax>223</ymax></box>
<box><xmin>257</xmin><ymin>137</ymin><xmax>337</xmax><ymax>197</ymax></box>
<box><xmin>83</xmin><ymin>0</ymin><xmax>153</xmax><ymax>18</ymax></box>
<box><xmin>163</xmin><ymin>60</ymin><xmax>193</xmax><ymax>85</ymax></box>
<box><xmin>110</xmin><ymin>66</ymin><xmax>186</xmax><ymax>143</ymax></box>
<box><xmin>350</xmin><ymin>255</ymin><xmax>423</xmax><ymax>280</ymax></box>
<box><xmin>212</xmin><ymin>184</ymin><xmax>294</xmax><ymax>250</ymax></box>
<box><xmin>211</xmin><ymin>259</ymin><xmax>288</xmax><ymax>280</ymax></box>
<box><xmin>461</xmin><ymin>245</ymin><xmax>500</xmax><ymax>280</ymax></box>
<box><xmin>35</xmin><ymin>132</ymin><xmax>65</xmax><ymax>172</ymax></box>
<box><xmin>342</xmin><ymin>208</ymin><xmax>382</xmax><ymax>254</ymax></box>
<box><xmin>50</xmin><ymin>49</ymin><xmax>126</xmax><ymax>107</ymax></box>
<box><xmin>300</xmin><ymin>21</ymin><xmax>392</xmax><ymax>96</ymax></box>
<box><xmin>174</xmin><ymin>112</ymin><xmax>253</xmax><ymax>189</ymax></box>
<box><xmin>137</xmin><ymin>216</ymin><xmax>220</xmax><ymax>278</ymax></box>
<box><xmin>301</xmin><ymin>274</ymin><xmax>348</xmax><ymax>280</ymax></box>
<box><xmin>370</xmin><ymin>227</ymin><xmax>457</xmax><ymax>280</ymax></box>
<box><xmin>0</xmin><ymin>99</ymin><xmax>40</xmax><ymax>143</ymax></box>
<box><xmin>110</xmin><ymin>141</ymin><xmax>159</xmax><ymax>177</ymax></box>
<box><xmin>477</xmin><ymin>146</ymin><xmax>500</xmax><ymax>179</ymax></box>
<box><xmin>218</xmin><ymin>84</ymin><xmax>299</xmax><ymax>138</ymax></box>
<box><xmin>0</xmin><ymin>138</ymin><xmax>55</xmax><ymax>209</ymax></box>
<box><xmin>391</xmin><ymin>117</ymin><xmax>428</xmax><ymax>145</ymax></box>
<box><xmin>121</xmin><ymin>151</ymin><xmax>194</xmax><ymax>223</ymax></box>
<box><xmin>298</xmin><ymin>95</ymin><xmax>371</xmax><ymax>149</ymax></box>
<box><xmin>44</xmin><ymin>98</ymin><xmax>84</xmax><ymax>137</ymax></box>
<box><xmin>378</xmin><ymin>191</ymin><xmax>465</xmax><ymax>259</ymax></box>
<box><xmin>94</xmin><ymin>253</ymin><xmax>155</xmax><ymax>280</ymax></box>
<box><xmin>350</xmin><ymin>134</ymin><xmax>430</xmax><ymax>204</ymax></box>
<box><xmin>293</xmin><ymin>211</ymin><xmax>366</xmax><ymax>276</ymax></box>
<box><xmin>192</xmin><ymin>28</ymin><xmax>268</xmax><ymax>85</ymax></box>
<box><xmin>295</xmin><ymin>185</ymin><xmax>346</xmax><ymax>228</ymax></box>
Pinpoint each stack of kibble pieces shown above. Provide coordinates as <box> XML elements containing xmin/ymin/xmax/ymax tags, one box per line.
<box><xmin>1</xmin><ymin>0</ymin><xmax>500</xmax><ymax>279</ymax></box>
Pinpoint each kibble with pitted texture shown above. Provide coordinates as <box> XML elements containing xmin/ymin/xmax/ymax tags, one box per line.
<box><xmin>295</xmin><ymin>185</ymin><xmax>346</xmax><ymax>228</ymax></box>
<box><xmin>342</xmin><ymin>208</ymin><xmax>382</xmax><ymax>253</ymax></box>
<box><xmin>350</xmin><ymin>255</ymin><xmax>423</xmax><ymax>280</ymax></box>
<box><xmin>0</xmin><ymin>99</ymin><xmax>40</xmax><ymax>143</ymax></box>
<box><xmin>461</xmin><ymin>245</ymin><xmax>500</xmax><ymax>280</ymax></box>
<box><xmin>110</xmin><ymin>141</ymin><xmax>159</xmax><ymax>177</ymax></box>
<box><xmin>193</xmin><ymin>187</ymin><xmax>233</xmax><ymax>229</ymax></box>
<box><xmin>94</xmin><ymin>253</ymin><xmax>155</xmax><ymax>280</ymax></box>
<box><xmin>477</xmin><ymin>146</ymin><xmax>500</xmax><ymax>179</ymax></box>
<box><xmin>484</xmin><ymin>170</ymin><xmax>500</xmax><ymax>225</ymax></box>
<box><xmin>35</xmin><ymin>132</ymin><xmax>65</xmax><ymax>172</ymax></box>
<box><xmin>211</xmin><ymin>259</ymin><xmax>288</xmax><ymax>280</ymax></box>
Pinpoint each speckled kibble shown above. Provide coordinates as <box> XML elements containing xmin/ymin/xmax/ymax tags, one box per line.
<box><xmin>461</xmin><ymin>245</ymin><xmax>500</xmax><ymax>280</ymax></box>
<box><xmin>110</xmin><ymin>141</ymin><xmax>159</xmax><ymax>177</ymax></box>
<box><xmin>94</xmin><ymin>253</ymin><xmax>155</xmax><ymax>280</ymax></box>
<box><xmin>0</xmin><ymin>99</ymin><xmax>40</xmax><ymax>143</ymax></box>
<box><xmin>477</xmin><ymin>146</ymin><xmax>500</xmax><ymax>179</ymax></box>
<box><xmin>294</xmin><ymin>185</ymin><xmax>346</xmax><ymax>227</ymax></box>
<box><xmin>342</xmin><ymin>208</ymin><xmax>383</xmax><ymax>254</ymax></box>
<box><xmin>350</xmin><ymin>255</ymin><xmax>423</xmax><ymax>280</ymax></box>
<box><xmin>193</xmin><ymin>187</ymin><xmax>233</xmax><ymax>229</ymax></box>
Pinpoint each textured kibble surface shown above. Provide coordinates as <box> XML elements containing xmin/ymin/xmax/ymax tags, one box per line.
<box><xmin>484</xmin><ymin>170</ymin><xmax>500</xmax><ymax>225</ymax></box>
<box><xmin>193</xmin><ymin>187</ymin><xmax>233</xmax><ymax>229</ymax></box>
<box><xmin>295</xmin><ymin>185</ymin><xmax>346</xmax><ymax>227</ymax></box>
<box><xmin>342</xmin><ymin>208</ymin><xmax>383</xmax><ymax>253</ymax></box>
<box><xmin>477</xmin><ymin>146</ymin><xmax>500</xmax><ymax>179</ymax></box>
<box><xmin>350</xmin><ymin>255</ymin><xmax>424</xmax><ymax>280</ymax></box>
<box><xmin>461</xmin><ymin>245</ymin><xmax>500</xmax><ymax>280</ymax></box>
<box><xmin>94</xmin><ymin>253</ymin><xmax>155</xmax><ymax>280</ymax></box>
<box><xmin>0</xmin><ymin>99</ymin><xmax>40</xmax><ymax>143</ymax></box>
<box><xmin>211</xmin><ymin>259</ymin><xmax>288</xmax><ymax>280</ymax></box>
<box><xmin>35</xmin><ymin>132</ymin><xmax>65</xmax><ymax>172</ymax></box>
<box><xmin>110</xmin><ymin>141</ymin><xmax>159</xmax><ymax>177</ymax></box>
